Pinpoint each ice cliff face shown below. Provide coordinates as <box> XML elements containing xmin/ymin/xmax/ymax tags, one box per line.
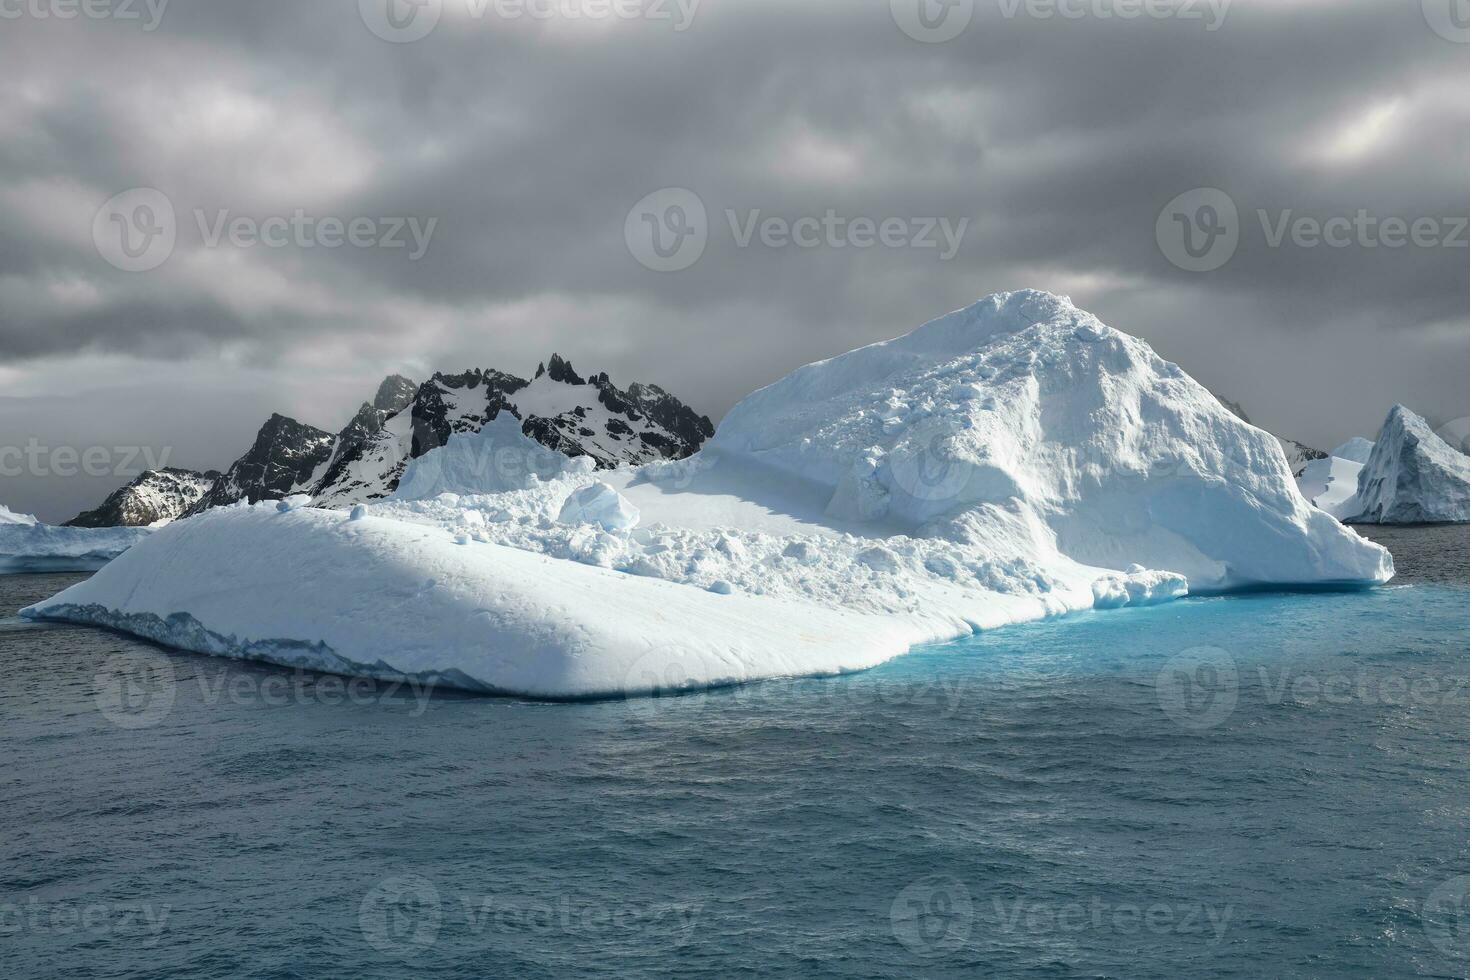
<box><xmin>711</xmin><ymin>290</ymin><xmax>1391</xmax><ymax>590</ymax></box>
<box><xmin>1346</xmin><ymin>405</ymin><xmax>1470</xmax><ymax>524</ymax></box>
<box><xmin>66</xmin><ymin>468</ymin><xmax>220</xmax><ymax>527</ymax></box>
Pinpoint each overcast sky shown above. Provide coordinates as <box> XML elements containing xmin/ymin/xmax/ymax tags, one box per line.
<box><xmin>2</xmin><ymin>0</ymin><xmax>1468</xmax><ymax>522</ymax></box>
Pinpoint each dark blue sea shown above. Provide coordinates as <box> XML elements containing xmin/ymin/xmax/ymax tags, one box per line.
<box><xmin>3</xmin><ymin>525</ymin><xmax>1470</xmax><ymax>979</ymax></box>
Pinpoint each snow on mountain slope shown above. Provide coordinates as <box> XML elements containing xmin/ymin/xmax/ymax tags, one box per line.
<box><xmin>310</xmin><ymin>357</ymin><xmax>712</xmax><ymax>508</ymax></box>
<box><xmin>1</xmin><ymin>522</ymin><xmax>151</xmax><ymax>574</ymax></box>
<box><xmin>1345</xmin><ymin>405</ymin><xmax>1470</xmax><ymax>524</ymax></box>
<box><xmin>66</xmin><ymin>468</ymin><xmax>220</xmax><ymax>528</ymax></box>
<box><xmin>1296</xmin><ymin>455</ymin><xmax>1364</xmax><ymax>520</ymax></box>
<box><xmin>24</xmin><ymin>291</ymin><xmax>1392</xmax><ymax>697</ymax></box>
<box><xmin>309</xmin><ymin>375</ymin><xmax>419</xmax><ymax>506</ymax></box>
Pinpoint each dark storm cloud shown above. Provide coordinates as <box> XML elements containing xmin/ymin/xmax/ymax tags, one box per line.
<box><xmin>2</xmin><ymin>0</ymin><xmax>1468</xmax><ymax>521</ymax></box>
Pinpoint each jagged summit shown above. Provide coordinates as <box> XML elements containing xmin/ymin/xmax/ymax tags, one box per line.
<box><xmin>310</xmin><ymin>358</ymin><xmax>713</xmax><ymax>508</ymax></box>
<box><xmin>185</xmin><ymin>414</ymin><xmax>335</xmax><ymax>516</ymax></box>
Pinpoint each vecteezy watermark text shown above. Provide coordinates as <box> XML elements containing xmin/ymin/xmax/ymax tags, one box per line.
<box><xmin>890</xmin><ymin>0</ymin><xmax>1230</xmax><ymax>44</ymax></box>
<box><xmin>889</xmin><ymin>877</ymin><xmax>1232</xmax><ymax>958</ymax></box>
<box><xmin>0</xmin><ymin>441</ymin><xmax>170</xmax><ymax>479</ymax></box>
<box><xmin>0</xmin><ymin>899</ymin><xmax>171</xmax><ymax>939</ymax></box>
<box><xmin>625</xmin><ymin>188</ymin><xmax>969</xmax><ymax>272</ymax></box>
<box><xmin>1158</xmin><ymin>187</ymin><xmax>1470</xmax><ymax>273</ymax></box>
<box><xmin>93</xmin><ymin>652</ymin><xmax>438</xmax><ymax>729</ymax></box>
<box><xmin>0</xmin><ymin>0</ymin><xmax>168</xmax><ymax>30</ymax></box>
<box><xmin>358</xmin><ymin>874</ymin><xmax>702</xmax><ymax>958</ymax></box>
<box><xmin>358</xmin><ymin>0</ymin><xmax>699</xmax><ymax>43</ymax></box>
<box><xmin>93</xmin><ymin>188</ymin><xmax>438</xmax><ymax>272</ymax></box>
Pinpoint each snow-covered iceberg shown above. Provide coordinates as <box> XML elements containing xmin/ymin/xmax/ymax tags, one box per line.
<box><xmin>0</xmin><ymin>518</ymin><xmax>152</xmax><ymax>574</ymax></box>
<box><xmin>1</xmin><ymin>503</ymin><xmax>38</xmax><ymax>526</ymax></box>
<box><xmin>23</xmin><ymin>291</ymin><xmax>1393</xmax><ymax>697</ymax></box>
<box><xmin>1345</xmin><ymin>405</ymin><xmax>1470</xmax><ymax>524</ymax></box>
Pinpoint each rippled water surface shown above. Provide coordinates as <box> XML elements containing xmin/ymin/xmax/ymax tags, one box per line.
<box><xmin>3</xmin><ymin>526</ymin><xmax>1470</xmax><ymax>979</ymax></box>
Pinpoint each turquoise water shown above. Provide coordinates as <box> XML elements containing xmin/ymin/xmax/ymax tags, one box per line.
<box><xmin>3</xmin><ymin>526</ymin><xmax>1470</xmax><ymax>978</ymax></box>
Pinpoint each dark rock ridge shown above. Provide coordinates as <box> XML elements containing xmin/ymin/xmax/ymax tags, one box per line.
<box><xmin>184</xmin><ymin>414</ymin><xmax>335</xmax><ymax>516</ymax></box>
<box><xmin>312</xmin><ymin>357</ymin><xmax>713</xmax><ymax>507</ymax></box>
<box><xmin>65</xmin><ymin>468</ymin><xmax>221</xmax><ymax>527</ymax></box>
<box><xmin>73</xmin><ymin>362</ymin><xmax>712</xmax><ymax>521</ymax></box>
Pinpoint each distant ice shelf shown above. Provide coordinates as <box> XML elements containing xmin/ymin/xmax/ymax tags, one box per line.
<box><xmin>1</xmin><ymin>521</ymin><xmax>152</xmax><ymax>574</ymax></box>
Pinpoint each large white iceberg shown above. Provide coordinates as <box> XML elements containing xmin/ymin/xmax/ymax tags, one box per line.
<box><xmin>1345</xmin><ymin>405</ymin><xmax>1470</xmax><ymax>524</ymax></box>
<box><xmin>23</xmin><ymin>291</ymin><xmax>1392</xmax><ymax>697</ymax></box>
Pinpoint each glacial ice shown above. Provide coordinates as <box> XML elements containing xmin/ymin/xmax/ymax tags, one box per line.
<box><xmin>0</xmin><ymin>519</ymin><xmax>152</xmax><ymax>574</ymax></box>
<box><xmin>23</xmin><ymin>291</ymin><xmax>1394</xmax><ymax>697</ymax></box>
<box><xmin>1346</xmin><ymin>405</ymin><xmax>1470</xmax><ymax>524</ymax></box>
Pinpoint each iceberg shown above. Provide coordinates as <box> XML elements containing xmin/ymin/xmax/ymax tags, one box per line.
<box><xmin>23</xmin><ymin>291</ymin><xmax>1393</xmax><ymax>697</ymax></box>
<box><xmin>1345</xmin><ymin>405</ymin><xmax>1470</xmax><ymax>524</ymax></box>
<box><xmin>1</xmin><ymin>503</ymin><xmax>38</xmax><ymax>526</ymax></box>
<box><xmin>1</xmin><ymin>518</ymin><xmax>152</xmax><ymax>574</ymax></box>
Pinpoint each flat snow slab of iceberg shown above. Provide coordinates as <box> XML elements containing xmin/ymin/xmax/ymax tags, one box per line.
<box><xmin>24</xmin><ymin>507</ymin><xmax>919</xmax><ymax>698</ymax></box>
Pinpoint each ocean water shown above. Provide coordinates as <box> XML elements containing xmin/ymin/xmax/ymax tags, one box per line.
<box><xmin>3</xmin><ymin>527</ymin><xmax>1470</xmax><ymax>979</ymax></box>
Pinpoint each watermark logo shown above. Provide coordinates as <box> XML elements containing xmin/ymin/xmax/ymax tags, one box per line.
<box><xmin>0</xmin><ymin>441</ymin><xmax>172</xmax><ymax>479</ymax></box>
<box><xmin>1156</xmin><ymin>646</ymin><xmax>1238</xmax><ymax>730</ymax></box>
<box><xmin>891</xmin><ymin>0</ymin><xmax>974</xmax><ymax>43</ymax></box>
<box><xmin>619</xmin><ymin>646</ymin><xmax>708</xmax><ymax>722</ymax></box>
<box><xmin>93</xmin><ymin>188</ymin><xmax>176</xmax><ymax>273</ymax></box>
<box><xmin>358</xmin><ymin>875</ymin><xmax>701</xmax><ymax>952</ymax></box>
<box><xmin>94</xmin><ymin>652</ymin><xmax>177</xmax><ymax>730</ymax></box>
<box><xmin>1424</xmin><ymin>0</ymin><xmax>1470</xmax><ymax>43</ymax></box>
<box><xmin>889</xmin><ymin>432</ymin><xmax>972</xmax><ymax>505</ymax></box>
<box><xmin>991</xmin><ymin>896</ymin><xmax>1233</xmax><ymax>944</ymax></box>
<box><xmin>359</xmin><ymin>0</ymin><xmax>442</xmax><ymax>42</ymax></box>
<box><xmin>0</xmin><ymin>0</ymin><xmax>169</xmax><ymax>30</ymax></box>
<box><xmin>1425</xmin><ymin>876</ymin><xmax>1470</xmax><ymax>958</ymax></box>
<box><xmin>360</xmin><ymin>0</ymin><xmax>699</xmax><ymax>41</ymax></box>
<box><xmin>1157</xmin><ymin>188</ymin><xmax>1239</xmax><ymax>273</ymax></box>
<box><xmin>625</xmin><ymin>188</ymin><xmax>708</xmax><ymax>273</ymax></box>
<box><xmin>94</xmin><ymin>189</ymin><xmax>438</xmax><ymax>271</ymax></box>
<box><xmin>998</xmin><ymin>0</ymin><xmax>1229</xmax><ymax>30</ymax></box>
<box><xmin>360</xmin><ymin>875</ymin><xmax>444</xmax><ymax>957</ymax></box>
<box><xmin>1160</xmin><ymin>188</ymin><xmax>1470</xmax><ymax>273</ymax></box>
<box><xmin>625</xmin><ymin>188</ymin><xmax>969</xmax><ymax>271</ymax></box>
<box><xmin>891</xmin><ymin>876</ymin><xmax>974</xmax><ymax>956</ymax></box>
<box><xmin>0</xmin><ymin>899</ymin><xmax>171</xmax><ymax>939</ymax></box>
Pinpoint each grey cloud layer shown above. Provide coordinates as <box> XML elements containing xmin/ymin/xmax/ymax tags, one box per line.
<box><xmin>2</xmin><ymin>0</ymin><xmax>1468</xmax><ymax>522</ymax></box>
